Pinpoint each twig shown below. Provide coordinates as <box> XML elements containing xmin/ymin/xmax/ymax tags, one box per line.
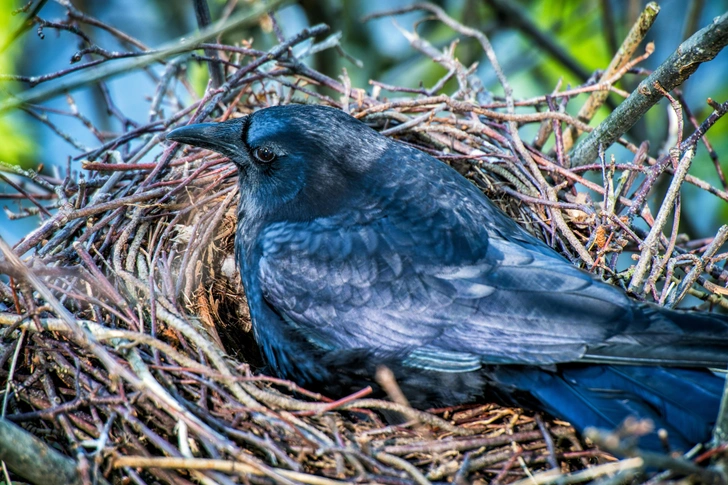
<box><xmin>509</xmin><ymin>457</ymin><xmax>643</xmax><ymax>485</ymax></box>
<box><xmin>628</xmin><ymin>146</ymin><xmax>695</xmax><ymax>294</ymax></box>
<box><xmin>0</xmin><ymin>0</ymin><xmax>288</xmax><ymax>113</ymax></box>
<box><xmin>571</xmin><ymin>11</ymin><xmax>728</xmax><ymax>167</ymax></box>
<box><xmin>484</xmin><ymin>0</ymin><xmax>592</xmax><ymax>83</ymax></box>
<box><xmin>192</xmin><ymin>0</ymin><xmax>225</xmax><ymax>88</ymax></box>
<box><xmin>562</xmin><ymin>2</ymin><xmax>660</xmax><ymax>151</ymax></box>
<box><xmin>0</xmin><ymin>417</ymin><xmax>83</xmax><ymax>485</ymax></box>
<box><xmin>585</xmin><ymin>428</ymin><xmax>725</xmax><ymax>485</ymax></box>
<box><xmin>112</xmin><ymin>456</ymin><xmax>349</xmax><ymax>485</ymax></box>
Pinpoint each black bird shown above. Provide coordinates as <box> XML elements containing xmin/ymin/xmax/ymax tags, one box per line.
<box><xmin>167</xmin><ymin>105</ymin><xmax>727</xmax><ymax>451</ymax></box>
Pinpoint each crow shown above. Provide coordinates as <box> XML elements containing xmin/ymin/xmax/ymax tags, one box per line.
<box><xmin>167</xmin><ymin>104</ymin><xmax>728</xmax><ymax>451</ymax></box>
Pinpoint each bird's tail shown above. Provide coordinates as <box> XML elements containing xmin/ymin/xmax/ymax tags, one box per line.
<box><xmin>496</xmin><ymin>365</ymin><xmax>724</xmax><ymax>451</ymax></box>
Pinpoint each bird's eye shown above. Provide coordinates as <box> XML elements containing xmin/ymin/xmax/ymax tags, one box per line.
<box><xmin>253</xmin><ymin>146</ymin><xmax>276</xmax><ymax>164</ymax></box>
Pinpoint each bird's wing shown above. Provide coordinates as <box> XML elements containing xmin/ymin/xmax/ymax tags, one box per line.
<box><xmin>254</xmin><ymin>148</ymin><xmax>728</xmax><ymax>370</ymax></box>
<box><xmin>257</xmin><ymin>209</ymin><xmax>728</xmax><ymax>372</ymax></box>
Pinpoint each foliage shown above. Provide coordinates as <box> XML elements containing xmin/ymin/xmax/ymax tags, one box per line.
<box><xmin>0</xmin><ymin>0</ymin><xmax>34</xmax><ymax>167</ymax></box>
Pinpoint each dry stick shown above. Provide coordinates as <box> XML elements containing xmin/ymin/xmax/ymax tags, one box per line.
<box><xmin>512</xmin><ymin>80</ymin><xmax>630</xmax><ymax>109</ymax></box>
<box><xmin>380</xmin><ymin>104</ymin><xmax>446</xmax><ymax>136</ymax></box>
<box><xmin>37</xmin><ymin>356</ymin><xmax>84</xmax><ymax>476</ymax></box>
<box><xmin>111</xmin><ymin>456</ymin><xmax>348</xmax><ymax>485</ymax></box>
<box><xmin>628</xmin><ymin>145</ymin><xmax>695</xmax><ymax>294</ymax></box>
<box><xmin>64</xmin><ymin>4</ymin><xmax>150</xmax><ymax>52</ymax></box>
<box><xmin>149</xmin><ymin>58</ymin><xmax>186</xmax><ymax>122</ymax></box>
<box><xmin>122</xmin><ymin>408</ymin><xmax>249</xmax><ymax>485</ymax></box>
<box><xmin>40</xmin><ymin>186</ymin><xmax>166</xmax><ymax>254</ymax></box>
<box><xmin>11</xmin><ymin>165</ymin><xmax>154</xmax><ymax>256</ymax></box>
<box><xmin>0</xmin><ymin>0</ymin><xmax>288</xmax><ymax>114</ymax></box>
<box><xmin>359</xmin><ymin>94</ymin><xmax>598</xmax><ymax>133</ymax></box>
<box><xmin>666</xmin><ymin>225</ymin><xmax>728</xmax><ymax>308</ymax></box>
<box><xmin>626</xmin><ymin>101</ymin><xmax>728</xmax><ymax>231</ymax></box>
<box><xmin>0</xmin><ymin>237</ymin><xmax>138</xmax><ymax>385</ymax></box>
<box><xmin>337</xmin><ymin>399</ymin><xmax>470</xmax><ymax>435</ymax></box>
<box><xmin>118</xmin><ymin>411</ymin><xmax>209</xmax><ymax>485</ymax></box>
<box><xmin>394</xmin><ymin>3</ymin><xmax>596</xmax><ymax>265</ymax></box>
<box><xmin>375</xmin><ymin>452</ymin><xmax>433</xmax><ymax>485</ymax></box>
<box><xmin>586</xmin><ymin>429</ymin><xmax>724</xmax><ymax>485</ymax></box>
<box><xmin>0</xmin><ymin>239</ymin><xmax>274</xmax><ymax>482</ymax></box>
<box><xmin>0</xmin><ymin>313</ymin><xmax>209</xmax><ymax>372</ymax></box>
<box><xmin>182</xmin><ymin>190</ymin><xmax>237</xmax><ymax>298</ymax></box>
<box><xmin>1</xmin><ymin>327</ymin><xmax>25</xmax><ymax>419</ymax></box>
<box><xmin>387</xmin><ymin>23</ymin><xmax>476</xmax><ymax>101</ymax></box>
<box><xmin>82</xmin><ymin>152</ymin><xmax>211</xmax><ymax>171</ymax></box>
<box><xmin>679</xmin><ymin>94</ymin><xmax>728</xmax><ymax>191</ymax></box>
<box><xmin>117</xmin><ymin>271</ymin><xmax>261</xmax><ymax>409</ymax></box>
<box><xmin>74</xmin><ymin>242</ymin><xmax>141</xmax><ymax>330</ymax></box>
<box><xmin>713</xmin><ymin>286</ymin><xmax>728</xmax><ymax>446</ymax></box>
<box><xmin>652</xmin><ymin>201</ymin><xmax>681</xmax><ymax>302</ymax></box>
<box><xmin>0</xmin><ymin>240</ymin><xmax>152</xmax><ymax>484</ymax></box>
<box><xmin>122</xmin><ymin>352</ymin><xmax>246</xmax><ymax>458</ymax></box>
<box><xmin>216</xmin><ymin>23</ymin><xmax>332</xmax><ymax>103</ymax></box>
<box><xmin>561</xmin><ymin>2</ymin><xmax>660</xmax><ymax>152</ymax></box>
<box><xmin>484</xmin><ymin>0</ymin><xmax>592</xmax><ymax>82</ymax></box>
<box><xmin>644</xmin><ymin>83</ymin><xmax>684</xmax><ymax>298</ymax></box>
<box><xmin>192</xmin><ymin>0</ymin><xmax>225</xmax><ymax>88</ymax></box>
<box><xmin>571</xmin><ymin>11</ymin><xmax>728</xmax><ymax>167</ymax></box>
<box><xmin>0</xmin><ymin>418</ymin><xmax>84</xmax><ymax>485</ymax></box>
<box><xmin>125</xmin><ymin>351</ymin><xmax>306</xmax><ymax>485</ymax></box>
<box><xmin>509</xmin><ymin>457</ymin><xmax>644</xmax><ymax>485</ymax></box>
<box><xmin>382</xmin><ymin>427</ymin><xmax>574</xmax><ymax>455</ymax></box>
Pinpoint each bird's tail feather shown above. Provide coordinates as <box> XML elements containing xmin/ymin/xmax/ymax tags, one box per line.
<box><xmin>495</xmin><ymin>365</ymin><xmax>723</xmax><ymax>451</ymax></box>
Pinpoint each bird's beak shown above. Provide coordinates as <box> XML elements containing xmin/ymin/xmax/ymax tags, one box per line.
<box><xmin>165</xmin><ymin>117</ymin><xmax>247</xmax><ymax>162</ymax></box>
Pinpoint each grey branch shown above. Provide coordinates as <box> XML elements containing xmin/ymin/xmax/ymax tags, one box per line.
<box><xmin>570</xmin><ymin>11</ymin><xmax>728</xmax><ymax>167</ymax></box>
<box><xmin>0</xmin><ymin>418</ymin><xmax>82</xmax><ymax>485</ymax></box>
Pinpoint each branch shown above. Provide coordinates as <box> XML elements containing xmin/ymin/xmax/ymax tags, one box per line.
<box><xmin>0</xmin><ymin>0</ymin><xmax>49</xmax><ymax>54</ymax></box>
<box><xmin>484</xmin><ymin>0</ymin><xmax>592</xmax><ymax>82</ymax></box>
<box><xmin>570</xmin><ymin>11</ymin><xmax>728</xmax><ymax>167</ymax></box>
<box><xmin>192</xmin><ymin>0</ymin><xmax>225</xmax><ymax>88</ymax></box>
<box><xmin>0</xmin><ymin>418</ymin><xmax>82</xmax><ymax>485</ymax></box>
<box><xmin>0</xmin><ymin>0</ymin><xmax>288</xmax><ymax>114</ymax></box>
<box><xmin>628</xmin><ymin>145</ymin><xmax>695</xmax><ymax>294</ymax></box>
<box><xmin>562</xmin><ymin>2</ymin><xmax>660</xmax><ymax>152</ymax></box>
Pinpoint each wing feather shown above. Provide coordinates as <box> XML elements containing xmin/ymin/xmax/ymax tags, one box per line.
<box><xmin>257</xmin><ymin>161</ymin><xmax>728</xmax><ymax>371</ymax></box>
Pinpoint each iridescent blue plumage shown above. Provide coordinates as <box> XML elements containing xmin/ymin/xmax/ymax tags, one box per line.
<box><xmin>167</xmin><ymin>105</ymin><xmax>728</xmax><ymax>451</ymax></box>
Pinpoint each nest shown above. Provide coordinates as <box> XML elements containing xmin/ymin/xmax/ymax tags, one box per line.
<box><xmin>1</xmin><ymin>3</ymin><xmax>728</xmax><ymax>484</ymax></box>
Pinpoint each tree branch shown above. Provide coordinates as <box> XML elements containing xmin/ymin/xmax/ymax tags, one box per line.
<box><xmin>0</xmin><ymin>0</ymin><xmax>288</xmax><ymax>114</ymax></box>
<box><xmin>192</xmin><ymin>0</ymin><xmax>225</xmax><ymax>88</ymax></box>
<box><xmin>570</xmin><ymin>11</ymin><xmax>728</xmax><ymax>167</ymax></box>
<box><xmin>0</xmin><ymin>418</ymin><xmax>82</xmax><ymax>485</ymax></box>
<box><xmin>562</xmin><ymin>2</ymin><xmax>660</xmax><ymax>152</ymax></box>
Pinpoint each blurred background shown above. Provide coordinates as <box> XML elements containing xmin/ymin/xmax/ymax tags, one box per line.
<box><xmin>1</xmin><ymin>0</ymin><xmax>727</xmax><ymax>244</ymax></box>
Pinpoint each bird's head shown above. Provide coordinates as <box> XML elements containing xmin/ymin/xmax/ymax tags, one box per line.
<box><xmin>166</xmin><ymin>105</ymin><xmax>389</xmax><ymax>221</ymax></box>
